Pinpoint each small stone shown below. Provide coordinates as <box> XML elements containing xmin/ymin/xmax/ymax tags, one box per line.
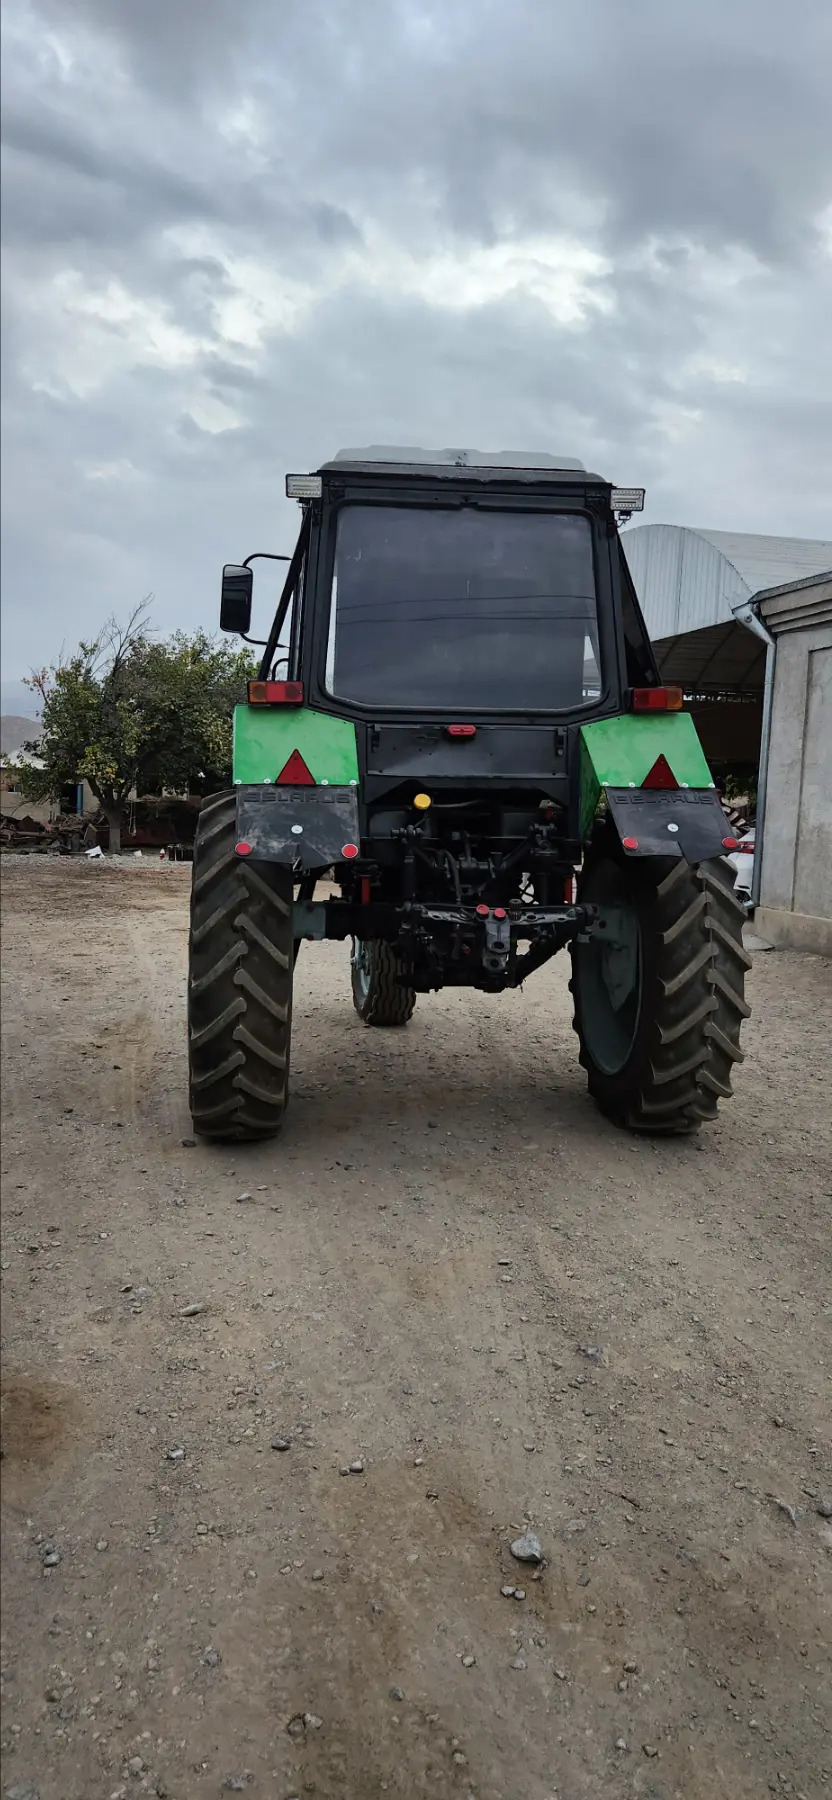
<box><xmin>642</xmin><ymin>1743</ymin><xmax>659</xmax><ymax>1758</ymax></box>
<box><xmin>554</xmin><ymin>1667</ymin><xmax>567</xmax><ymax>1681</ymax></box>
<box><xmin>271</xmin><ymin>1436</ymin><xmax>292</xmax><ymax>1452</ymax></box>
<box><xmin>179</xmin><ymin>1302</ymin><xmax>205</xmax><ymax>1317</ymax></box>
<box><xmin>452</xmin><ymin>1751</ymin><xmax>467</xmax><ymax>1765</ymax></box>
<box><xmin>311</xmin><ymin>1568</ymin><xmax>324</xmax><ymax>1582</ymax></box>
<box><xmin>461</xmin><ymin>1654</ymin><xmax>476</xmax><ymax>1668</ymax></box>
<box><xmin>523</xmin><ymin>1442</ymin><xmax>535</xmax><ymax>1453</ymax></box>
<box><xmin>286</xmin><ymin>1715</ymin><xmax>306</xmax><ymax>1738</ymax></box>
<box><xmin>389</xmin><ymin>1685</ymin><xmax>405</xmax><ymax>1701</ymax></box>
<box><xmin>614</xmin><ymin>1737</ymin><xmax>628</xmax><ymax>1752</ymax></box>
<box><xmin>236</xmin><ymin>1192</ymin><xmax>253</xmax><ymax>1203</ymax></box>
<box><xmin>348</xmin><ymin>1459</ymin><xmax>365</xmax><ymax>1474</ymax></box>
<box><xmin>817</xmin><ymin>1499</ymin><xmax>832</xmax><ymax>1519</ymax></box>
<box><xmin>181</xmin><ymin>1137</ymin><xmax>196</xmax><ymax>1147</ymax></box>
<box><xmin>497</xmin><ymin>1258</ymin><xmax>512</xmax><ymax>1266</ymax></box>
<box><xmin>773</xmin><ymin>1414</ymin><xmax>784</xmax><ymax>1427</ymax></box>
<box><xmin>304</xmin><ymin>1711</ymin><xmax>323</xmax><ymax>1729</ymax></box>
<box><xmin>500</xmin><ymin>1585</ymin><xmax>516</xmax><ymax>1598</ymax></box>
<box><xmin>509</xmin><ymin>1654</ymin><xmax>527</xmax><ymax>1670</ymax></box>
<box><xmin>221</xmin><ymin>1779</ymin><xmax>249</xmax><ymax>1794</ymax></box>
<box><xmin>127</xmin><ymin>1756</ymin><xmax>145</xmax><ymax>1776</ymax></box>
<box><xmin>196</xmin><ymin>1523</ymin><xmax>209</xmax><ymax>1536</ymax></box>
<box><xmin>201</xmin><ymin>1647</ymin><xmax>221</xmax><ymax>1667</ymax></box>
<box><xmin>510</xmin><ymin>1532</ymin><xmax>542</xmax><ymax>1564</ymax></box>
<box><xmin>166</xmin><ymin>1445</ymin><xmax>185</xmax><ymax>1462</ymax></box>
<box><xmin>513</xmin><ymin>1588</ymin><xmax>526</xmax><ymax>1601</ymax></box>
<box><xmin>41</xmin><ymin>1550</ymin><xmax>61</xmax><ymax>1568</ymax></box>
<box><xmin>96</xmin><ymin>1538</ymin><xmax>109</xmax><ymax>1553</ymax></box>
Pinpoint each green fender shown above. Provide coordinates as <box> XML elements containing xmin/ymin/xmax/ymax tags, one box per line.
<box><xmin>232</xmin><ymin>704</ymin><xmax>360</xmax><ymax>787</ymax></box>
<box><xmin>579</xmin><ymin>712</ymin><xmax>713</xmax><ymax>835</ymax></box>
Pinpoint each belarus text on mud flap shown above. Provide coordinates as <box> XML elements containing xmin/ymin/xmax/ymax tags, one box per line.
<box><xmin>235</xmin><ymin>785</ymin><xmax>360</xmax><ymax>870</ymax></box>
<box><xmin>604</xmin><ymin>786</ymin><xmax>731</xmax><ymax>863</ymax></box>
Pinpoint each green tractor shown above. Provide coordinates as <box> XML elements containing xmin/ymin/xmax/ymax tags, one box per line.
<box><xmin>188</xmin><ymin>448</ymin><xmax>749</xmax><ymax>1141</ymax></box>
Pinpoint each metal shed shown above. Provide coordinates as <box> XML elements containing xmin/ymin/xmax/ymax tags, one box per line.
<box><xmin>623</xmin><ymin>525</ymin><xmax>832</xmax><ymax>695</ymax></box>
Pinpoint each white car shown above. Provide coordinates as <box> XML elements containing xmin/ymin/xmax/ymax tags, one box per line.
<box><xmin>724</xmin><ymin>830</ymin><xmax>755</xmax><ymax>906</ymax></box>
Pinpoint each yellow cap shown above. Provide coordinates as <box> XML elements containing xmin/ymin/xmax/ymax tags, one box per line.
<box><xmin>413</xmin><ymin>792</ymin><xmax>431</xmax><ymax>811</ymax></box>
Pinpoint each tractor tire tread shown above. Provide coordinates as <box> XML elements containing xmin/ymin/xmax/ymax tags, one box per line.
<box><xmin>188</xmin><ymin>792</ymin><xmax>293</xmax><ymax>1140</ymax></box>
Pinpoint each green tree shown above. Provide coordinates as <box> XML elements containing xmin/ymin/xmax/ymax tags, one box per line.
<box><xmin>21</xmin><ymin>607</ymin><xmax>256</xmax><ymax>852</ymax></box>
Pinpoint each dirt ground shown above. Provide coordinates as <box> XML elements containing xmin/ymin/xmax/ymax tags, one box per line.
<box><xmin>1</xmin><ymin>858</ymin><xmax>830</xmax><ymax>1800</ymax></box>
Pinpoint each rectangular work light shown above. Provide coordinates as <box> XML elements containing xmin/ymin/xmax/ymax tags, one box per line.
<box><xmin>285</xmin><ymin>474</ymin><xmax>323</xmax><ymax>499</ymax></box>
<box><xmin>611</xmin><ymin>487</ymin><xmax>645</xmax><ymax>513</ymax></box>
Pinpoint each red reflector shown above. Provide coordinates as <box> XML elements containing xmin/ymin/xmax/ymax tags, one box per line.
<box><xmin>622</xmin><ymin>836</ymin><xmax>639</xmax><ymax>850</ymax></box>
<box><xmin>341</xmin><ymin>843</ymin><xmax>359</xmax><ymax>859</ymax></box>
<box><xmin>476</xmin><ymin>903</ymin><xmax>490</xmax><ymax>917</ymax></box>
<box><xmin>722</xmin><ymin>836</ymin><xmax>739</xmax><ymax>850</ymax></box>
<box><xmin>248</xmin><ymin>680</ymin><xmax>304</xmax><ymax>705</ymax></box>
<box><xmin>446</xmin><ymin>724</ymin><xmax>477</xmax><ymax>737</ymax></box>
<box><xmin>275</xmin><ymin>749</ymin><xmax>315</xmax><ymax>785</ymax></box>
<box><xmin>493</xmin><ymin>906</ymin><xmax>507</xmax><ymax>920</ymax></box>
<box><xmin>642</xmin><ymin>754</ymin><xmax>678</xmax><ymax>790</ymax></box>
<box><xmin>361</xmin><ymin>877</ymin><xmax>372</xmax><ymax>904</ymax></box>
<box><xmin>235</xmin><ymin>840</ymin><xmax>252</xmax><ymax>856</ymax></box>
<box><xmin>632</xmin><ymin>686</ymin><xmax>683</xmax><ymax>712</ymax></box>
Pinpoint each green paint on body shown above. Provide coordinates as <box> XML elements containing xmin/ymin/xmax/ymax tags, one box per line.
<box><xmin>233</xmin><ymin>705</ymin><xmax>360</xmax><ymax>786</ymax></box>
<box><xmin>579</xmin><ymin>712</ymin><xmax>713</xmax><ymax>834</ymax></box>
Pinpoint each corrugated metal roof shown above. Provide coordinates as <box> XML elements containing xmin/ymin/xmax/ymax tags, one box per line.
<box><xmin>624</xmin><ymin>524</ymin><xmax>832</xmax><ymax>642</ymax></box>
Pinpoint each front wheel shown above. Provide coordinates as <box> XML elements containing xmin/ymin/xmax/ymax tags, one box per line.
<box><xmin>351</xmin><ymin>939</ymin><xmax>416</xmax><ymax>1026</ymax></box>
<box><xmin>570</xmin><ymin>835</ymin><xmax>751</xmax><ymax>1133</ymax></box>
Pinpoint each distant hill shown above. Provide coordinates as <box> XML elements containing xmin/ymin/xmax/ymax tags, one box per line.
<box><xmin>1</xmin><ymin>715</ymin><xmax>43</xmax><ymax>757</ymax></box>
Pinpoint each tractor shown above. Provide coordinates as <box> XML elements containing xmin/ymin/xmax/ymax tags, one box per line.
<box><xmin>188</xmin><ymin>447</ymin><xmax>749</xmax><ymax>1140</ymax></box>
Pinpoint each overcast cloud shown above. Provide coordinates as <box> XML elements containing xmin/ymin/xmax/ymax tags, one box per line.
<box><xmin>2</xmin><ymin>0</ymin><xmax>831</xmax><ymax>686</ymax></box>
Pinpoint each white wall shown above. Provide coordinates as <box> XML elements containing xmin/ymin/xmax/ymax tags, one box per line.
<box><xmin>757</xmin><ymin>574</ymin><xmax>832</xmax><ymax>953</ymax></box>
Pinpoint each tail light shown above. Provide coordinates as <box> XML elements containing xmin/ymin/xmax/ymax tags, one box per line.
<box><xmin>632</xmin><ymin>686</ymin><xmax>683</xmax><ymax>712</ymax></box>
<box><xmin>445</xmin><ymin>724</ymin><xmax>477</xmax><ymax>738</ymax></box>
<box><xmin>248</xmin><ymin>680</ymin><xmax>304</xmax><ymax>705</ymax></box>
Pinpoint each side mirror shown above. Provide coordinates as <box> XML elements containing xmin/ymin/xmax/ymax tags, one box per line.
<box><xmin>220</xmin><ymin>564</ymin><xmax>253</xmax><ymax>635</ymax></box>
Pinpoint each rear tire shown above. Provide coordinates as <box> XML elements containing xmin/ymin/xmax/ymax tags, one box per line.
<box><xmin>351</xmin><ymin>939</ymin><xmax>416</xmax><ymax>1026</ymax></box>
<box><xmin>188</xmin><ymin>792</ymin><xmax>293</xmax><ymax>1140</ymax></box>
<box><xmin>571</xmin><ymin>833</ymin><xmax>750</xmax><ymax>1133</ymax></box>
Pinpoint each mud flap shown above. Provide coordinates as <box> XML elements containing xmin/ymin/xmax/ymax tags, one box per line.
<box><xmin>236</xmin><ymin>785</ymin><xmax>360</xmax><ymax>871</ymax></box>
<box><xmin>604</xmin><ymin>786</ymin><xmax>730</xmax><ymax>864</ymax></box>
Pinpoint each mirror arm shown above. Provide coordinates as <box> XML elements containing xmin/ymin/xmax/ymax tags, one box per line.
<box><xmin>257</xmin><ymin>522</ymin><xmax>309</xmax><ymax>680</ymax></box>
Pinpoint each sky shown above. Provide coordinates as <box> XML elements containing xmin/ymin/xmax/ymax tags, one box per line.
<box><xmin>2</xmin><ymin>0</ymin><xmax>831</xmax><ymax>701</ymax></box>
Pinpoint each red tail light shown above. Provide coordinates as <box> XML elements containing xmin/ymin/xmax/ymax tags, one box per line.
<box><xmin>275</xmin><ymin>750</ymin><xmax>315</xmax><ymax>785</ymax></box>
<box><xmin>642</xmin><ymin>754</ymin><xmax>678</xmax><ymax>790</ymax></box>
<box><xmin>632</xmin><ymin>686</ymin><xmax>683</xmax><ymax>712</ymax></box>
<box><xmin>248</xmin><ymin>680</ymin><xmax>304</xmax><ymax>705</ymax></box>
<box><xmin>446</xmin><ymin>724</ymin><xmax>477</xmax><ymax>737</ymax></box>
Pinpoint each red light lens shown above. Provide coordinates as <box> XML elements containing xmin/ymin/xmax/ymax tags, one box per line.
<box><xmin>493</xmin><ymin>906</ymin><xmax>507</xmax><ymax>920</ymax></box>
<box><xmin>632</xmin><ymin>686</ymin><xmax>684</xmax><ymax>712</ymax></box>
<box><xmin>476</xmin><ymin>903</ymin><xmax>490</xmax><ymax>917</ymax></box>
<box><xmin>248</xmin><ymin>680</ymin><xmax>304</xmax><ymax>705</ymax></box>
<box><xmin>622</xmin><ymin>836</ymin><xmax>639</xmax><ymax>850</ymax></box>
<box><xmin>446</xmin><ymin>724</ymin><xmax>477</xmax><ymax>737</ymax></box>
<box><xmin>235</xmin><ymin>840</ymin><xmax>252</xmax><ymax>856</ymax></box>
<box><xmin>722</xmin><ymin>836</ymin><xmax>738</xmax><ymax>850</ymax></box>
<box><xmin>341</xmin><ymin>843</ymin><xmax>359</xmax><ymax>859</ymax></box>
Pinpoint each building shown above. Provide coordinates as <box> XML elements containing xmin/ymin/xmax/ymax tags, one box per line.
<box><xmin>752</xmin><ymin>572</ymin><xmax>832</xmax><ymax>954</ymax></box>
<box><xmin>625</xmin><ymin>525</ymin><xmax>832</xmax><ymax>954</ymax></box>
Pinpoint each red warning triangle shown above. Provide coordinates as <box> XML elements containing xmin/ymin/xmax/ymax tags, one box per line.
<box><xmin>642</xmin><ymin>754</ymin><xmax>678</xmax><ymax>790</ymax></box>
<box><xmin>275</xmin><ymin>749</ymin><xmax>315</xmax><ymax>786</ymax></box>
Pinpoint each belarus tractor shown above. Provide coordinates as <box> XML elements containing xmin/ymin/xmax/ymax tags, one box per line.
<box><xmin>187</xmin><ymin>448</ymin><xmax>749</xmax><ymax>1141</ymax></box>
